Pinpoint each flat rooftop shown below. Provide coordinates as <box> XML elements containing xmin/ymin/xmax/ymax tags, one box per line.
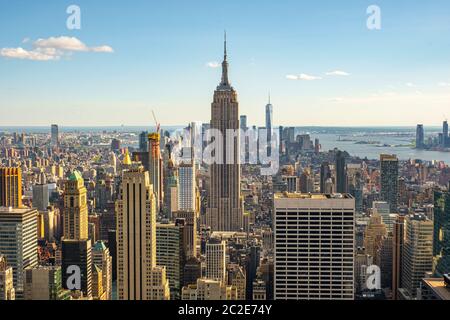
<box><xmin>0</xmin><ymin>207</ymin><xmax>36</xmax><ymax>214</ymax></box>
<box><xmin>274</xmin><ymin>193</ymin><xmax>353</xmax><ymax>200</ymax></box>
<box><xmin>423</xmin><ymin>278</ymin><xmax>450</xmax><ymax>300</ymax></box>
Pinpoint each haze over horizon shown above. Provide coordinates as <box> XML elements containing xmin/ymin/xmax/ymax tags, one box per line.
<box><xmin>1</xmin><ymin>0</ymin><xmax>450</xmax><ymax>127</ymax></box>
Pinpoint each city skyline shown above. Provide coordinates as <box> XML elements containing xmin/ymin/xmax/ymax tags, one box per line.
<box><xmin>1</xmin><ymin>1</ymin><xmax>450</xmax><ymax>306</ymax></box>
<box><xmin>2</xmin><ymin>1</ymin><xmax>450</xmax><ymax>126</ymax></box>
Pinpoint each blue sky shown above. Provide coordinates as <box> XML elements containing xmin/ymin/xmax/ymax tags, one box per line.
<box><xmin>1</xmin><ymin>0</ymin><xmax>450</xmax><ymax>126</ymax></box>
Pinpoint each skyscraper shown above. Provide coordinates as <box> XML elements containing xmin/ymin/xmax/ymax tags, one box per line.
<box><xmin>206</xmin><ymin>34</ymin><xmax>243</xmax><ymax>232</ymax></box>
<box><xmin>63</xmin><ymin>171</ymin><xmax>88</xmax><ymax>240</ymax></box>
<box><xmin>148</xmin><ymin>132</ymin><xmax>163</xmax><ymax>213</ymax></box>
<box><xmin>416</xmin><ymin>124</ymin><xmax>424</xmax><ymax>149</ymax></box>
<box><xmin>139</xmin><ymin>131</ymin><xmax>148</xmax><ymax>152</ymax></box>
<box><xmin>274</xmin><ymin>193</ymin><xmax>355</xmax><ymax>300</ymax></box>
<box><xmin>92</xmin><ymin>241</ymin><xmax>113</xmax><ymax>300</ymax></box>
<box><xmin>178</xmin><ymin>162</ymin><xmax>196</xmax><ymax>212</ymax></box>
<box><xmin>116</xmin><ymin>165</ymin><xmax>170</xmax><ymax>300</ymax></box>
<box><xmin>320</xmin><ymin>162</ymin><xmax>332</xmax><ymax>193</ymax></box>
<box><xmin>400</xmin><ymin>214</ymin><xmax>433</xmax><ymax>299</ymax></box>
<box><xmin>240</xmin><ymin>115</ymin><xmax>247</xmax><ymax>131</ymax></box>
<box><xmin>380</xmin><ymin>154</ymin><xmax>399</xmax><ymax>213</ymax></box>
<box><xmin>156</xmin><ymin>221</ymin><xmax>185</xmax><ymax>299</ymax></box>
<box><xmin>0</xmin><ymin>207</ymin><xmax>38</xmax><ymax>299</ymax></box>
<box><xmin>265</xmin><ymin>94</ymin><xmax>273</xmax><ymax>156</ymax></box>
<box><xmin>392</xmin><ymin>215</ymin><xmax>405</xmax><ymax>300</ymax></box>
<box><xmin>0</xmin><ymin>167</ymin><xmax>23</xmax><ymax>208</ymax></box>
<box><xmin>62</xmin><ymin>239</ymin><xmax>92</xmax><ymax>298</ymax></box>
<box><xmin>51</xmin><ymin>124</ymin><xmax>59</xmax><ymax>147</ymax></box>
<box><xmin>32</xmin><ymin>184</ymin><xmax>49</xmax><ymax>211</ymax></box>
<box><xmin>433</xmin><ymin>190</ymin><xmax>450</xmax><ymax>277</ymax></box>
<box><xmin>205</xmin><ymin>237</ymin><xmax>226</xmax><ymax>283</ymax></box>
<box><xmin>443</xmin><ymin>121</ymin><xmax>449</xmax><ymax>148</ymax></box>
<box><xmin>175</xmin><ymin>211</ymin><xmax>198</xmax><ymax>258</ymax></box>
<box><xmin>335</xmin><ymin>150</ymin><xmax>347</xmax><ymax>193</ymax></box>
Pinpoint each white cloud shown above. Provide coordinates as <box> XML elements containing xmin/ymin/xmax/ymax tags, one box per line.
<box><xmin>286</xmin><ymin>73</ymin><xmax>322</xmax><ymax>81</ymax></box>
<box><xmin>406</xmin><ymin>82</ymin><xmax>416</xmax><ymax>87</ymax></box>
<box><xmin>0</xmin><ymin>47</ymin><xmax>59</xmax><ymax>61</ymax></box>
<box><xmin>0</xmin><ymin>36</ymin><xmax>113</xmax><ymax>61</ymax></box>
<box><xmin>90</xmin><ymin>45</ymin><xmax>114</xmax><ymax>53</ymax></box>
<box><xmin>326</xmin><ymin>70</ymin><xmax>350</xmax><ymax>76</ymax></box>
<box><xmin>438</xmin><ymin>82</ymin><xmax>450</xmax><ymax>87</ymax></box>
<box><xmin>206</xmin><ymin>61</ymin><xmax>220</xmax><ymax>68</ymax></box>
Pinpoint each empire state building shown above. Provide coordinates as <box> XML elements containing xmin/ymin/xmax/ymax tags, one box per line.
<box><xmin>206</xmin><ymin>34</ymin><xmax>243</xmax><ymax>231</ymax></box>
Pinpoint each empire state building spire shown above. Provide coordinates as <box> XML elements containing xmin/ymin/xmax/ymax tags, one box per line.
<box><xmin>220</xmin><ymin>31</ymin><xmax>230</xmax><ymax>88</ymax></box>
<box><xmin>207</xmin><ymin>32</ymin><xmax>243</xmax><ymax>232</ymax></box>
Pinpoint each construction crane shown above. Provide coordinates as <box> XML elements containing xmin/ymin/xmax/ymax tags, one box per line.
<box><xmin>152</xmin><ymin>110</ymin><xmax>160</xmax><ymax>134</ymax></box>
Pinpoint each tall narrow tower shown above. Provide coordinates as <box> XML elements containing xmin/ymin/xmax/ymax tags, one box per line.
<box><xmin>265</xmin><ymin>94</ymin><xmax>273</xmax><ymax>156</ymax></box>
<box><xmin>148</xmin><ymin>132</ymin><xmax>163</xmax><ymax>213</ymax></box>
<box><xmin>206</xmin><ymin>33</ymin><xmax>243</xmax><ymax>231</ymax></box>
<box><xmin>63</xmin><ymin>170</ymin><xmax>88</xmax><ymax>240</ymax></box>
<box><xmin>116</xmin><ymin>164</ymin><xmax>170</xmax><ymax>300</ymax></box>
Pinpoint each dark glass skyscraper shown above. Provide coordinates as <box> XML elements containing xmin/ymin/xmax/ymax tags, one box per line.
<box><xmin>380</xmin><ymin>154</ymin><xmax>399</xmax><ymax>213</ymax></box>
<box><xmin>320</xmin><ymin>162</ymin><xmax>332</xmax><ymax>193</ymax></box>
<box><xmin>443</xmin><ymin>121</ymin><xmax>449</xmax><ymax>148</ymax></box>
<box><xmin>335</xmin><ymin>150</ymin><xmax>347</xmax><ymax>193</ymax></box>
<box><xmin>416</xmin><ymin>124</ymin><xmax>424</xmax><ymax>149</ymax></box>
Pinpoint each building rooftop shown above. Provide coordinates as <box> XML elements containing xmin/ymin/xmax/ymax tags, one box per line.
<box><xmin>0</xmin><ymin>207</ymin><xmax>36</xmax><ymax>214</ymax></box>
<box><xmin>68</xmin><ymin>170</ymin><xmax>83</xmax><ymax>182</ymax></box>
<box><xmin>274</xmin><ymin>192</ymin><xmax>353</xmax><ymax>200</ymax></box>
<box><xmin>423</xmin><ymin>278</ymin><xmax>450</xmax><ymax>300</ymax></box>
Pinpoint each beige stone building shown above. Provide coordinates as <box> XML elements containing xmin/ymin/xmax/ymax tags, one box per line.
<box><xmin>116</xmin><ymin>165</ymin><xmax>170</xmax><ymax>300</ymax></box>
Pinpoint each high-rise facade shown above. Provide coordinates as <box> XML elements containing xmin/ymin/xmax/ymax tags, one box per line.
<box><xmin>116</xmin><ymin>165</ymin><xmax>170</xmax><ymax>300</ymax></box>
<box><xmin>265</xmin><ymin>96</ymin><xmax>273</xmax><ymax>156</ymax></box>
<box><xmin>175</xmin><ymin>211</ymin><xmax>197</xmax><ymax>258</ymax></box>
<box><xmin>63</xmin><ymin>171</ymin><xmax>88</xmax><ymax>240</ymax></box>
<box><xmin>400</xmin><ymin>214</ymin><xmax>433</xmax><ymax>299</ymax></box>
<box><xmin>380</xmin><ymin>154</ymin><xmax>399</xmax><ymax>213</ymax></box>
<box><xmin>156</xmin><ymin>221</ymin><xmax>185</xmax><ymax>299</ymax></box>
<box><xmin>178</xmin><ymin>162</ymin><xmax>196</xmax><ymax>211</ymax></box>
<box><xmin>416</xmin><ymin>124</ymin><xmax>424</xmax><ymax>149</ymax></box>
<box><xmin>62</xmin><ymin>239</ymin><xmax>92</xmax><ymax>298</ymax></box>
<box><xmin>148</xmin><ymin>133</ymin><xmax>163</xmax><ymax>212</ymax></box>
<box><xmin>206</xmin><ymin>238</ymin><xmax>226</xmax><ymax>283</ymax></box>
<box><xmin>240</xmin><ymin>115</ymin><xmax>247</xmax><ymax>130</ymax></box>
<box><xmin>206</xmin><ymin>35</ymin><xmax>243</xmax><ymax>232</ymax></box>
<box><xmin>320</xmin><ymin>162</ymin><xmax>332</xmax><ymax>193</ymax></box>
<box><xmin>92</xmin><ymin>241</ymin><xmax>113</xmax><ymax>300</ymax></box>
<box><xmin>0</xmin><ymin>167</ymin><xmax>23</xmax><ymax>208</ymax></box>
<box><xmin>443</xmin><ymin>121</ymin><xmax>449</xmax><ymax>148</ymax></box>
<box><xmin>139</xmin><ymin>131</ymin><xmax>148</xmax><ymax>152</ymax></box>
<box><xmin>0</xmin><ymin>207</ymin><xmax>38</xmax><ymax>299</ymax></box>
<box><xmin>274</xmin><ymin>193</ymin><xmax>355</xmax><ymax>300</ymax></box>
<box><xmin>392</xmin><ymin>215</ymin><xmax>405</xmax><ymax>300</ymax></box>
<box><xmin>51</xmin><ymin>124</ymin><xmax>59</xmax><ymax>147</ymax></box>
<box><xmin>32</xmin><ymin>184</ymin><xmax>49</xmax><ymax>211</ymax></box>
<box><xmin>335</xmin><ymin>151</ymin><xmax>347</xmax><ymax>193</ymax></box>
<box><xmin>433</xmin><ymin>190</ymin><xmax>450</xmax><ymax>277</ymax></box>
